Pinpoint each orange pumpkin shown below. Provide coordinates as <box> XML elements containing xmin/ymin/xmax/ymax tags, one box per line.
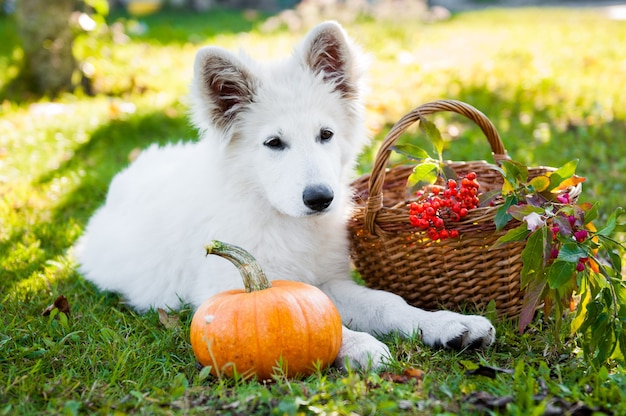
<box><xmin>190</xmin><ymin>240</ymin><xmax>343</xmax><ymax>380</ymax></box>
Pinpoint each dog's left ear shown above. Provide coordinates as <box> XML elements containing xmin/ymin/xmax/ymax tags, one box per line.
<box><xmin>301</xmin><ymin>21</ymin><xmax>363</xmax><ymax>100</ymax></box>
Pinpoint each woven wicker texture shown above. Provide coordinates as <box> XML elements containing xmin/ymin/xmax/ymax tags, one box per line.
<box><xmin>349</xmin><ymin>100</ymin><xmax>555</xmax><ymax>318</ymax></box>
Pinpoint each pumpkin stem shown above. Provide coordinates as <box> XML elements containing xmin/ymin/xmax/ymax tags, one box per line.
<box><xmin>205</xmin><ymin>240</ymin><xmax>272</xmax><ymax>292</ymax></box>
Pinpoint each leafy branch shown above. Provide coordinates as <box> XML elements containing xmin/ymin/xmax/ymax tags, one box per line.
<box><xmin>393</xmin><ymin>116</ymin><xmax>456</xmax><ymax>190</ymax></box>
<box><xmin>493</xmin><ymin>159</ymin><xmax>626</xmax><ymax>366</ymax></box>
<box><xmin>396</xmin><ymin>115</ymin><xmax>626</xmax><ymax>366</ymax></box>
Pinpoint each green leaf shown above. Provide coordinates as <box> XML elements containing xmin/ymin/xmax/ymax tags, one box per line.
<box><xmin>392</xmin><ymin>144</ymin><xmax>431</xmax><ymax>160</ymax></box>
<box><xmin>557</xmin><ymin>242</ymin><xmax>588</xmax><ymax>263</ymax></box>
<box><xmin>198</xmin><ymin>365</ymin><xmax>213</xmax><ymax>381</ymax></box>
<box><xmin>614</xmin><ymin>282</ymin><xmax>626</xmax><ymax>319</ymax></box>
<box><xmin>606</xmin><ymin>249</ymin><xmax>623</xmax><ymax>278</ymax></box>
<box><xmin>493</xmin><ymin>223</ymin><xmax>530</xmax><ymax>249</ymax></box>
<box><xmin>547</xmin><ymin>261</ymin><xmax>576</xmax><ymax>289</ymax></box>
<box><xmin>619</xmin><ymin>328</ymin><xmax>626</xmax><ymax>363</ymax></box>
<box><xmin>495</xmin><ymin>195</ymin><xmax>517</xmax><ymax>231</ymax></box>
<box><xmin>419</xmin><ymin>116</ymin><xmax>444</xmax><ymax>160</ymax></box>
<box><xmin>501</xmin><ymin>160</ymin><xmax>529</xmax><ymax>188</ymax></box>
<box><xmin>597</xmin><ymin>207</ymin><xmax>626</xmax><ymax>237</ymax></box>
<box><xmin>593</xmin><ymin>317</ymin><xmax>615</xmax><ymax>365</ymax></box>
<box><xmin>547</xmin><ymin>159</ymin><xmax>578</xmax><ymax>191</ymax></box>
<box><xmin>459</xmin><ymin>360</ymin><xmax>479</xmax><ymax>371</ymax></box>
<box><xmin>407</xmin><ymin>162</ymin><xmax>438</xmax><ymax>188</ymax></box>
<box><xmin>583</xmin><ymin>202</ymin><xmax>600</xmax><ymax>225</ymax></box>
<box><xmin>615</xmin><ymin>206</ymin><xmax>626</xmax><ymax>232</ymax></box>
<box><xmin>520</xmin><ymin>228</ymin><xmax>547</xmax><ymax>288</ymax></box>
<box><xmin>579</xmin><ymin>300</ymin><xmax>603</xmax><ymax>335</ymax></box>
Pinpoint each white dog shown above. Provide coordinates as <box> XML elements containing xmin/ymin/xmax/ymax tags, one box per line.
<box><xmin>75</xmin><ymin>21</ymin><xmax>495</xmax><ymax>369</ymax></box>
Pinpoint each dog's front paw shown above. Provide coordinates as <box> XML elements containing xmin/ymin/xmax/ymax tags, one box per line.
<box><xmin>420</xmin><ymin>311</ymin><xmax>495</xmax><ymax>350</ymax></box>
<box><xmin>334</xmin><ymin>327</ymin><xmax>391</xmax><ymax>371</ymax></box>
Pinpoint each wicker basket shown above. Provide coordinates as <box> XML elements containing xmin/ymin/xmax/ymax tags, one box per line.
<box><xmin>349</xmin><ymin>100</ymin><xmax>561</xmax><ymax>318</ymax></box>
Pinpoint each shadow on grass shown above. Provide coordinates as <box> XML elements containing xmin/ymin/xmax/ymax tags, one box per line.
<box><xmin>109</xmin><ymin>7</ymin><xmax>271</xmax><ymax>46</ymax></box>
<box><xmin>1</xmin><ymin>108</ymin><xmax>197</xmax><ymax>301</ymax></box>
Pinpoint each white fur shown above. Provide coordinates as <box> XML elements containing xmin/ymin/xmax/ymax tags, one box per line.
<box><xmin>74</xmin><ymin>21</ymin><xmax>495</xmax><ymax>370</ymax></box>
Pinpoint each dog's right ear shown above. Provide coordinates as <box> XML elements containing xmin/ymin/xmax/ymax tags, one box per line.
<box><xmin>190</xmin><ymin>47</ymin><xmax>257</xmax><ymax>132</ymax></box>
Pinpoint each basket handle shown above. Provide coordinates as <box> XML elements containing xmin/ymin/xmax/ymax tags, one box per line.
<box><xmin>364</xmin><ymin>99</ymin><xmax>510</xmax><ymax>235</ymax></box>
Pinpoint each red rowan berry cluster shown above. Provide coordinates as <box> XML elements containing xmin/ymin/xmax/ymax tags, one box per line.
<box><xmin>409</xmin><ymin>172</ymin><xmax>480</xmax><ymax>240</ymax></box>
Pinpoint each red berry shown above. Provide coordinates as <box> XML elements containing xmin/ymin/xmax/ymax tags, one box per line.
<box><xmin>450</xmin><ymin>229</ymin><xmax>459</xmax><ymax>238</ymax></box>
<box><xmin>428</xmin><ymin>229</ymin><xmax>440</xmax><ymax>240</ymax></box>
<box><xmin>574</xmin><ymin>229</ymin><xmax>588</xmax><ymax>242</ymax></box>
<box><xmin>467</xmin><ymin>172</ymin><xmax>476</xmax><ymax>180</ymax></box>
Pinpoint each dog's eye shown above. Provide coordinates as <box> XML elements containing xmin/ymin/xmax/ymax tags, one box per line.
<box><xmin>320</xmin><ymin>128</ymin><xmax>334</xmax><ymax>142</ymax></box>
<box><xmin>264</xmin><ymin>136</ymin><xmax>285</xmax><ymax>150</ymax></box>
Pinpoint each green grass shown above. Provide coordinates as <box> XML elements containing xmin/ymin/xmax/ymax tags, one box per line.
<box><xmin>1</xmin><ymin>6</ymin><xmax>625</xmax><ymax>415</ymax></box>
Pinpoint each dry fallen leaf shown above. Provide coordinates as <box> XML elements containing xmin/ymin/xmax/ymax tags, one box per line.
<box><xmin>42</xmin><ymin>295</ymin><xmax>70</xmax><ymax>316</ymax></box>
<box><xmin>380</xmin><ymin>367</ymin><xmax>424</xmax><ymax>384</ymax></box>
<box><xmin>157</xmin><ymin>308</ymin><xmax>179</xmax><ymax>330</ymax></box>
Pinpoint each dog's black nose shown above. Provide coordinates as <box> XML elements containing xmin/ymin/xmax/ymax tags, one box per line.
<box><xmin>303</xmin><ymin>185</ymin><xmax>334</xmax><ymax>211</ymax></box>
